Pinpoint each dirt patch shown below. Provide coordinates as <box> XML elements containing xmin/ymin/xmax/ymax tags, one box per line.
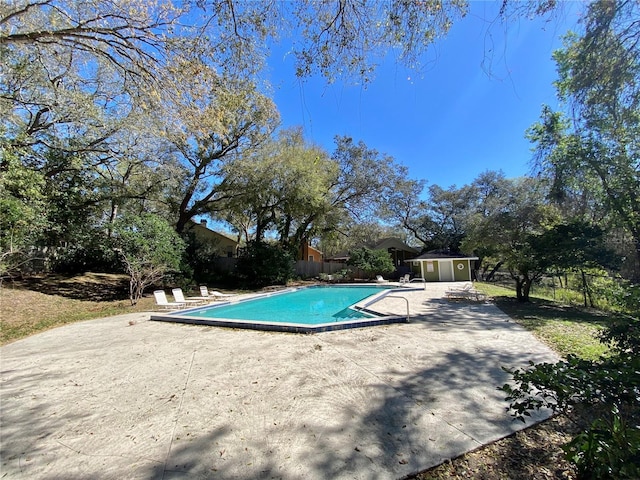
<box><xmin>7</xmin><ymin>272</ymin><xmax>131</xmax><ymax>301</ymax></box>
<box><xmin>410</xmin><ymin>415</ymin><xmax>578</xmax><ymax>479</ymax></box>
<box><xmin>0</xmin><ymin>274</ymin><xmax>155</xmax><ymax>344</ymax></box>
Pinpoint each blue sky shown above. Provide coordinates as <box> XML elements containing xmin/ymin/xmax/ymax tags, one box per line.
<box><xmin>265</xmin><ymin>1</ymin><xmax>584</xmax><ymax>191</ymax></box>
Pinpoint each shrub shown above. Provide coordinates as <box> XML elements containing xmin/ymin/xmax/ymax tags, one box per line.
<box><xmin>346</xmin><ymin>247</ymin><xmax>394</xmax><ymax>279</ymax></box>
<box><xmin>235</xmin><ymin>241</ymin><xmax>294</xmax><ymax>288</ymax></box>
<box><xmin>113</xmin><ymin>213</ymin><xmax>185</xmax><ymax>305</ymax></box>
<box><xmin>501</xmin><ymin>314</ymin><xmax>640</xmax><ymax>479</ymax></box>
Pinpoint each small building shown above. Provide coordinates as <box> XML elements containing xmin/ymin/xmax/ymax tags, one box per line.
<box><xmin>406</xmin><ymin>252</ymin><xmax>479</xmax><ymax>282</ymax></box>
<box><xmin>300</xmin><ymin>243</ymin><xmax>323</xmax><ymax>262</ymax></box>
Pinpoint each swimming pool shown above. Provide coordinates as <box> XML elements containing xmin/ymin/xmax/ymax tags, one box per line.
<box><xmin>150</xmin><ymin>285</ymin><xmax>418</xmax><ymax>333</ymax></box>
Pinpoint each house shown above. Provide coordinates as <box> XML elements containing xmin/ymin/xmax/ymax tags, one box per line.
<box><xmin>406</xmin><ymin>252</ymin><xmax>479</xmax><ymax>282</ymax></box>
<box><xmin>300</xmin><ymin>243</ymin><xmax>323</xmax><ymax>262</ymax></box>
<box><xmin>185</xmin><ymin>220</ymin><xmax>239</xmax><ymax>258</ymax></box>
<box><xmin>326</xmin><ymin>237</ymin><xmax>418</xmax><ymax>265</ymax></box>
<box><xmin>370</xmin><ymin>238</ymin><xmax>420</xmax><ymax>267</ymax></box>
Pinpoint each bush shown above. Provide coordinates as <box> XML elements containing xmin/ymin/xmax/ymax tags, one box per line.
<box><xmin>235</xmin><ymin>241</ymin><xmax>294</xmax><ymax>288</ymax></box>
<box><xmin>113</xmin><ymin>213</ymin><xmax>185</xmax><ymax>305</ymax></box>
<box><xmin>501</xmin><ymin>314</ymin><xmax>640</xmax><ymax>478</ymax></box>
<box><xmin>346</xmin><ymin>247</ymin><xmax>394</xmax><ymax>279</ymax></box>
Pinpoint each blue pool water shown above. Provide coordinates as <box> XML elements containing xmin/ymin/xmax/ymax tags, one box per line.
<box><xmin>174</xmin><ymin>285</ymin><xmax>393</xmax><ymax>325</ymax></box>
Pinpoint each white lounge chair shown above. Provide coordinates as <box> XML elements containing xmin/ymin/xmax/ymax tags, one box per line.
<box><xmin>445</xmin><ymin>283</ymin><xmax>484</xmax><ymax>301</ymax></box>
<box><xmin>200</xmin><ymin>286</ymin><xmax>236</xmax><ymax>300</ymax></box>
<box><xmin>376</xmin><ymin>275</ymin><xmax>389</xmax><ymax>283</ymax></box>
<box><xmin>154</xmin><ymin>290</ymin><xmax>186</xmax><ymax>310</ymax></box>
<box><xmin>172</xmin><ymin>288</ymin><xmax>206</xmax><ymax>306</ymax></box>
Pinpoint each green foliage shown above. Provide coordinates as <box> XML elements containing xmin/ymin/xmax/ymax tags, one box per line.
<box><xmin>347</xmin><ymin>247</ymin><xmax>394</xmax><ymax>279</ymax></box>
<box><xmin>463</xmin><ymin>176</ymin><xmax>559</xmax><ymax>301</ymax></box>
<box><xmin>318</xmin><ymin>270</ymin><xmax>349</xmax><ymax>282</ymax></box>
<box><xmin>235</xmin><ymin>241</ymin><xmax>294</xmax><ymax>288</ymax></box>
<box><xmin>0</xmin><ymin>149</ymin><xmax>47</xmax><ymax>276</ymax></box>
<box><xmin>49</xmin><ymin>235</ymin><xmax>120</xmax><ymax>275</ymax></box>
<box><xmin>533</xmin><ymin>221</ymin><xmax>618</xmax><ymax>271</ymax></box>
<box><xmin>563</xmin><ymin>404</ymin><xmax>640</xmax><ymax>480</ymax></box>
<box><xmin>113</xmin><ymin>213</ymin><xmax>185</xmax><ymax>305</ymax></box>
<box><xmin>501</xmin><ymin>311</ymin><xmax>640</xmax><ymax>478</ymax></box>
<box><xmin>528</xmin><ymin>0</ymin><xmax>640</xmax><ymax>278</ymax></box>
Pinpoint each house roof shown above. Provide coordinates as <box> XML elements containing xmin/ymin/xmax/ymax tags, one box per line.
<box><xmin>186</xmin><ymin>219</ymin><xmax>239</xmax><ymax>244</ymax></box>
<box><xmin>371</xmin><ymin>237</ymin><xmax>420</xmax><ymax>253</ymax></box>
<box><xmin>326</xmin><ymin>237</ymin><xmax>419</xmax><ymax>262</ymax></box>
<box><xmin>407</xmin><ymin>252</ymin><xmax>479</xmax><ymax>261</ymax></box>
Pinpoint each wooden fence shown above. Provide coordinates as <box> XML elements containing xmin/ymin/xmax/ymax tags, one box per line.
<box><xmin>294</xmin><ymin>260</ymin><xmax>351</xmax><ymax>278</ymax></box>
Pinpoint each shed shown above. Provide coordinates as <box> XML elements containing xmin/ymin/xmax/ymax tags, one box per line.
<box><xmin>406</xmin><ymin>252</ymin><xmax>479</xmax><ymax>282</ymax></box>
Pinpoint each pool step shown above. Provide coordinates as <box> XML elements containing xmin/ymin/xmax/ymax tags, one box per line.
<box><xmin>332</xmin><ymin>307</ymin><xmax>374</xmax><ymax>320</ymax></box>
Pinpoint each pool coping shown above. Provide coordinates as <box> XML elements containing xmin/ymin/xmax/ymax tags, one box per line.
<box><xmin>150</xmin><ymin>284</ymin><xmax>425</xmax><ymax>333</ymax></box>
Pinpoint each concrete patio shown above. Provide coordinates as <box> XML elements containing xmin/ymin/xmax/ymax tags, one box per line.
<box><xmin>0</xmin><ymin>283</ymin><xmax>559</xmax><ymax>479</ymax></box>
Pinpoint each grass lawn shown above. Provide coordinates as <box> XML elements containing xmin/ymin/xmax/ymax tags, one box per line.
<box><xmin>475</xmin><ymin>283</ymin><xmax>613</xmax><ymax>361</ymax></box>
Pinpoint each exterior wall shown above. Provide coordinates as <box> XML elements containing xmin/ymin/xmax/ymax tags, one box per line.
<box><xmin>453</xmin><ymin>259</ymin><xmax>471</xmax><ymax>281</ymax></box>
<box><xmin>409</xmin><ymin>259</ymin><xmax>475</xmax><ymax>282</ymax></box>
<box><xmin>190</xmin><ymin>224</ymin><xmax>239</xmax><ymax>257</ymax></box>
<box><xmin>423</xmin><ymin>261</ymin><xmax>439</xmax><ymax>282</ymax></box>
<box><xmin>300</xmin><ymin>243</ymin><xmax>323</xmax><ymax>262</ymax></box>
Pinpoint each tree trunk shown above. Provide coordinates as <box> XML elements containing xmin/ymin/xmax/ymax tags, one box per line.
<box><xmin>522</xmin><ymin>277</ymin><xmax>532</xmax><ymax>302</ymax></box>
<box><xmin>485</xmin><ymin>261</ymin><xmax>503</xmax><ymax>282</ymax></box>
<box><xmin>515</xmin><ymin>277</ymin><xmax>524</xmax><ymax>302</ymax></box>
<box><xmin>634</xmin><ymin>237</ymin><xmax>640</xmax><ymax>282</ymax></box>
<box><xmin>581</xmin><ymin>270</ymin><xmax>595</xmax><ymax>308</ymax></box>
<box><xmin>515</xmin><ymin>274</ymin><xmax>532</xmax><ymax>302</ymax></box>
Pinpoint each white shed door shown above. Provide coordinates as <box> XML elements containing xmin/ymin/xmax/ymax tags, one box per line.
<box><xmin>439</xmin><ymin>260</ymin><xmax>454</xmax><ymax>281</ymax></box>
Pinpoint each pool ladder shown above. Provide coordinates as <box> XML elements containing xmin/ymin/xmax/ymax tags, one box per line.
<box><xmin>360</xmin><ymin>293</ymin><xmax>410</xmax><ymax>322</ymax></box>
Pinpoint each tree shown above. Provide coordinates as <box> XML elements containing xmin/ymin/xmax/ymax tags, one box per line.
<box><xmin>462</xmin><ymin>177</ymin><xmax>559</xmax><ymax>301</ymax></box>
<box><xmin>319</xmin><ymin>221</ymin><xmax>411</xmax><ymax>259</ymax></box>
<box><xmin>531</xmin><ymin>220</ymin><xmax>618</xmax><ymax>307</ymax></box>
<box><xmin>152</xmin><ymin>59</ymin><xmax>279</xmax><ymax>233</ymax></box>
<box><xmin>529</xmin><ymin>0</ymin><xmax>640</xmax><ymax>279</ymax></box>
<box><xmin>216</xmin><ymin>128</ymin><xmax>334</xmax><ymax>246</ymax></box>
<box><xmin>390</xmin><ymin>183</ymin><xmax>475</xmax><ymax>253</ymax></box>
<box><xmin>0</xmin><ymin>148</ymin><xmax>47</xmax><ymax>277</ymax></box>
<box><xmin>217</xmin><ymin>133</ymin><xmax>412</xmax><ymax>255</ymax></box>
<box><xmin>113</xmin><ymin>213</ymin><xmax>185</xmax><ymax>305</ymax></box>
<box><xmin>347</xmin><ymin>247</ymin><xmax>394</xmax><ymax>280</ymax></box>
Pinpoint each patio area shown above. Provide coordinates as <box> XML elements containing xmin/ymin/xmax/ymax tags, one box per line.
<box><xmin>0</xmin><ymin>284</ymin><xmax>559</xmax><ymax>479</ymax></box>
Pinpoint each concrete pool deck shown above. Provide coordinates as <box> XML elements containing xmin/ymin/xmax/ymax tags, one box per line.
<box><xmin>1</xmin><ymin>283</ymin><xmax>559</xmax><ymax>479</ymax></box>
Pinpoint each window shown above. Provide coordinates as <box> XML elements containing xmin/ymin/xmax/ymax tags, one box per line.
<box><xmin>426</xmin><ymin>261</ymin><xmax>434</xmax><ymax>273</ymax></box>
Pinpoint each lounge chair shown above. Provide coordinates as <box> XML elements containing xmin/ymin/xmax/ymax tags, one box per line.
<box><xmin>200</xmin><ymin>286</ymin><xmax>236</xmax><ymax>300</ymax></box>
<box><xmin>172</xmin><ymin>288</ymin><xmax>206</xmax><ymax>306</ymax></box>
<box><xmin>376</xmin><ymin>275</ymin><xmax>389</xmax><ymax>283</ymax></box>
<box><xmin>154</xmin><ymin>290</ymin><xmax>186</xmax><ymax>310</ymax></box>
<box><xmin>445</xmin><ymin>283</ymin><xmax>484</xmax><ymax>301</ymax></box>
